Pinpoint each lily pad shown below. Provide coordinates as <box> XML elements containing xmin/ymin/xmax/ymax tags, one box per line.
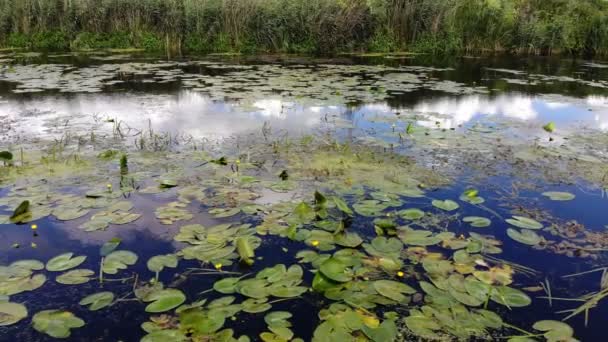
<box><xmin>505</xmin><ymin>216</ymin><xmax>543</xmax><ymax>230</ymax></box>
<box><xmin>463</xmin><ymin>216</ymin><xmax>491</xmax><ymax>228</ymax></box>
<box><xmin>147</xmin><ymin>254</ymin><xmax>178</xmax><ymax>273</ymax></box>
<box><xmin>431</xmin><ymin>199</ymin><xmax>459</xmax><ymax>211</ymax></box>
<box><xmin>79</xmin><ymin>292</ymin><xmax>114</xmax><ymax>311</ymax></box>
<box><xmin>506</xmin><ymin>228</ymin><xmax>542</xmax><ymax>245</ymax></box>
<box><xmin>532</xmin><ymin>320</ymin><xmax>575</xmax><ymax>342</ymax></box>
<box><xmin>56</xmin><ymin>269</ymin><xmax>95</xmax><ymax>285</ymax></box>
<box><xmin>144</xmin><ymin>289</ymin><xmax>186</xmax><ymax>313</ymax></box>
<box><xmin>541</xmin><ymin>192</ymin><xmax>575</xmax><ymax>201</ymax></box>
<box><xmin>102</xmin><ymin>250</ymin><xmax>138</xmax><ymax>274</ymax></box>
<box><xmin>320</xmin><ymin>258</ymin><xmax>352</xmax><ymax>283</ymax></box>
<box><xmin>0</xmin><ymin>302</ymin><xmax>28</xmax><ymax>326</ymax></box>
<box><xmin>373</xmin><ymin>280</ymin><xmax>416</xmax><ymax>302</ymax></box>
<box><xmin>46</xmin><ymin>253</ymin><xmax>87</xmax><ymax>272</ymax></box>
<box><xmin>32</xmin><ymin>310</ymin><xmax>85</xmax><ymax>338</ymax></box>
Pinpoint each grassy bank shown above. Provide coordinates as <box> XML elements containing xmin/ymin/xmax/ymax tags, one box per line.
<box><xmin>0</xmin><ymin>0</ymin><xmax>607</xmax><ymax>57</ymax></box>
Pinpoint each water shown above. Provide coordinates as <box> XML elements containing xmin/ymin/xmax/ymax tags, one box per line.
<box><xmin>1</xmin><ymin>52</ymin><xmax>607</xmax><ymax>341</ymax></box>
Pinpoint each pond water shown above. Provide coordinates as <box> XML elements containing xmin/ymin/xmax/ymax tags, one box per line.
<box><xmin>0</xmin><ymin>52</ymin><xmax>607</xmax><ymax>341</ymax></box>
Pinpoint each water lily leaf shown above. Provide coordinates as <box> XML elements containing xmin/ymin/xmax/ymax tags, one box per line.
<box><xmin>463</xmin><ymin>216</ymin><xmax>491</xmax><ymax>228</ymax></box>
<box><xmin>506</xmin><ymin>216</ymin><xmax>543</xmax><ymax>230</ymax></box>
<box><xmin>312</xmin><ymin>272</ymin><xmax>341</xmax><ymax>292</ymax></box>
<box><xmin>32</xmin><ymin>310</ymin><xmax>85</xmax><ymax>338</ymax></box>
<box><xmin>353</xmin><ymin>200</ymin><xmax>388</xmax><ymax>217</ymax></box>
<box><xmin>541</xmin><ymin>192</ymin><xmax>575</xmax><ymax>201</ymax></box>
<box><xmin>144</xmin><ymin>289</ymin><xmax>186</xmax><ymax>313</ymax></box>
<box><xmin>237</xmin><ymin>278</ymin><xmax>269</xmax><ymax>299</ymax></box>
<box><xmin>9</xmin><ymin>259</ymin><xmax>44</xmax><ymax>271</ymax></box>
<box><xmin>320</xmin><ymin>258</ymin><xmax>352</xmax><ymax>282</ymax></box>
<box><xmin>431</xmin><ymin>199</ymin><xmax>459</xmax><ymax>211</ymax></box>
<box><xmin>269</xmin><ymin>326</ymin><xmax>294</xmax><ymax>340</ymax></box>
<box><xmin>332</xmin><ymin>197</ymin><xmax>353</xmax><ymax>216</ymax></box>
<box><xmin>362</xmin><ymin>319</ymin><xmax>398</xmax><ymax>342</ymax></box>
<box><xmin>214</xmin><ymin>277</ymin><xmax>241</xmax><ymax>294</ymax></box>
<box><xmin>491</xmin><ymin>286</ymin><xmax>531</xmax><ymax>307</ymax></box>
<box><xmin>142</xmin><ymin>330</ymin><xmax>187</xmax><ymax>342</ymax></box>
<box><xmin>209</xmin><ymin>207</ymin><xmax>241</xmax><ymax>218</ymax></box>
<box><xmin>334</xmin><ymin>232</ymin><xmax>363</xmax><ymax>248</ymax></box>
<box><xmin>242</xmin><ymin>298</ymin><xmax>272</xmax><ymax>313</ymax></box>
<box><xmin>46</xmin><ymin>253</ymin><xmax>87</xmax><ymax>272</ymax></box>
<box><xmin>53</xmin><ymin>207</ymin><xmax>90</xmax><ymax>221</ymax></box>
<box><xmin>147</xmin><ymin>254</ymin><xmax>178</xmax><ymax>273</ymax></box>
<box><xmin>102</xmin><ymin>250</ymin><xmax>138</xmax><ymax>274</ymax></box>
<box><xmin>100</xmin><ymin>238</ymin><xmax>121</xmax><ymax>257</ymax></box>
<box><xmin>110</xmin><ymin>211</ymin><xmax>141</xmax><ymax>225</ymax></box>
<box><xmin>79</xmin><ymin>291</ymin><xmax>114</xmax><ymax>311</ymax></box>
<box><xmin>404</xmin><ymin>314</ymin><xmax>441</xmax><ymax>338</ymax></box>
<box><xmin>269</xmin><ymin>286</ymin><xmax>308</xmax><ymax>298</ymax></box>
<box><xmin>373</xmin><ymin>280</ymin><xmax>416</xmax><ymax>302</ymax></box>
<box><xmin>56</xmin><ymin>269</ymin><xmax>95</xmax><ymax>285</ymax></box>
<box><xmin>532</xmin><ymin>320</ymin><xmax>574</xmax><ymax>342</ymax></box>
<box><xmin>160</xmin><ymin>179</ymin><xmax>178</xmax><ymax>188</ymax></box>
<box><xmin>9</xmin><ymin>200</ymin><xmax>30</xmax><ymax>222</ymax></box>
<box><xmin>264</xmin><ymin>311</ymin><xmax>292</xmax><ymax>326</ymax></box>
<box><xmin>506</xmin><ymin>228</ymin><xmax>542</xmax><ymax>245</ymax></box>
<box><xmin>398</xmin><ymin>208</ymin><xmax>425</xmax><ymax>220</ymax></box>
<box><xmin>0</xmin><ymin>274</ymin><xmax>46</xmax><ymax>296</ymax></box>
<box><xmin>0</xmin><ymin>302</ymin><xmax>27</xmax><ymax>326</ymax></box>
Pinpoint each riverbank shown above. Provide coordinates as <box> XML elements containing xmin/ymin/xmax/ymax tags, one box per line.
<box><xmin>1</xmin><ymin>0</ymin><xmax>607</xmax><ymax>57</ymax></box>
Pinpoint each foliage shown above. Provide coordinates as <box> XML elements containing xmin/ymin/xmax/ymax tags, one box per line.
<box><xmin>0</xmin><ymin>0</ymin><xmax>606</xmax><ymax>56</ymax></box>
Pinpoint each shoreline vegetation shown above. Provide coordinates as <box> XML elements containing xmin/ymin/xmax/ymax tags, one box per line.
<box><xmin>0</xmin><ymin>0</ymin><xmax>607</xmax><ymax>57</ymax></box>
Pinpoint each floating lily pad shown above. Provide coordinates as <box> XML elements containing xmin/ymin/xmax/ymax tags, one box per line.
<box><xmin>32</xmin><ymin>310</ymin><xmax>85</xmax><ymax>338</ymax></box>
<box><xmin>431</xmin><ymin>199</ymin><xmax>459</xmax><ymax>211</ymax></box>
<box><xmin>102</xmin><ymin>250</ymin><xmax>138</xmax><ymax>274</ymax></box>
<box><xmin>373</xmin><ymin>280</ymin><xmax>416</xmax><ymax>302</ymax></box>
<box><xmin>79</xmin><ymin>292</ymin><xmax>114</xmax><ymax>311</ymax></box>
<box><xmin>398</xmin><ymin>208</ymin><xmax>425</xmax><ymax>220</ymax></box>
<box><xmin>532</xmin><ymin>320</ymin><xmax>575</xmax><ymax>342</ymax></box>
<box><xmin>0</xmin><ymin>302</ymin><xmax>28</xmax><ymax>326</ymax></box>
<box><xmin>353</xmin><ymin>200</ymin><xmax>388</xmax><ymax>217</ymax></box>
<box><xmin>463</xmin><ymin>216</ymin><xmax>491</xmax><ymax>228</ymax></box>
<box><xmin>541</xmin><ymin>192</ymin><xmax>575</xmax><ymax>201</ymax></box>
<box><xmin>46</xmin><ymin>253</ymin><xmax>87</xmax><ymax>272</ymax></box>
<box><xmin>242</xmin><ymin>298</ymin><xmax>272</xmax><ymax>313</ymax></box>
<box><xmin>53</xmin><ymin>207</ymin><xmax>90</xmax><ymax>221</ymax></box>
<box><xmin>147</xmin><ymin>254</ymin><xmax>178</xmax><ymax>273</ymax></box>
<box><xmin>320</xmin><ymin>258</ymin><xmax>352</xmax><ymax>283</ymax></box>
<box><xmin>56</xmin><ymin>269</ymin><xmax>95</xmax><ymax>285</ymax></box>
<box><xmin>490</xmin><ymin>286</ymin><xmax>531</xmax><ymax>307</ymax></box>
<box><xmin>505</xmin><ymin>216</ymin><xmax>543</xmax><ymax>230</ymax></box>
<box><xmin>506</xmin><ymin>228</ymin><xmax>542</xmax><ymax>245</ymax></box>
<box><xmin>144</xmin><ymin>289</ymin><xmax>186</xmax><ymax>313</ymax></box>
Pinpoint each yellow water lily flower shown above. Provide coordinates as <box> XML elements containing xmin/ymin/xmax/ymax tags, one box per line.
<box><xmin>397</xmin><ymin>271</ymin><xmax>405</xmax><ymax>277</ymax></box>
<box><xmin>311</xmin><ymin>240</ymin><xmax>320</xmax><ymax>247</ymax></box>
<box><xmin>214</xmin><ymin>263</ymin><xmax>222</xmax><ymax>270</ymax></box>
<box><xmin>31</xmin><ymin>224</ymin><xmax>38</xmax><ymax>230</ymax></box>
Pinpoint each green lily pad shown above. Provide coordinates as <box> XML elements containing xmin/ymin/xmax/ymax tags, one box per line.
<box><xmin>142</xmin><ymin>330</ymin><xmax>187</xmax><ymax>342</ymax></box>
<box><xmin>491</xmin><ymin>286</ymin><xmax>531</xmax><ymax>307</ymax></box>
<box><xmin>320</xmin><ymin>258</ymin><xmax>352</xmax><ymax>283</ymax></box>
<box><xmin>147</xmin><ymin>254</ymin><xmax>178</xmax><ymax>273</ymax></box>
<box><xmin>505</xmin><ymin>216</ymin><xmax>543</xmax><ymax>230</ymax></box>
<box><xmin>398</xmin><ymin>208</ymin><xmax>425</xmax><ymax>220</ymax></box>
<box><xmin>53</xmin><ymin>207</ymin><xmax>90</xmax><ymax>221</ymax></box>
<box><xmin>46</xmin><ymin>253</ymin><xmax>87</xmax><ymax>272</ymax></box>
<box><xmin>532</xmin><ymin>320</ymin><xmax>575</xmax><ymax>342</ymax></box>
<box><xmin>242</xmin><ymin>298</ymin><xmax>272</xmax><ymax>313</ymax></box>
<box><xmin>214</xmin><ymin>277</ymin><xmax>241</xmax><ymax>294</ymax></box>
<box><xmin>269</xmin><ymin>286</ymin><xmax>308</xmax><ymax>298</ymax></box>
<box><xmin>463</xmin><ymin>216</ymin><xmax>491</xmax><ymax>228</ymax></box>
<box><xmin>79</xmin><ymin>292</ymin><xmax>114</xmax><ymax>311</ymax></box>
<box><xmin>541</xmin><ymin>192</ymin><xmax>575</xmax><ymax>201</ymax></box>
<box><xmin>543</xmin><ymin>122</ymin><xmax>556</xmax><ymax>133</ymax></box>
<box><xmin>362</xmin><ymin>319</ymin><xmax>398</xmax><ymax>342</ymax></box>
<box><xmin>100</xmin><ymin>238</ymin><xmax>121</xmax><ymax>256</ymax></box>
<box><xmin>0</xmin><ymin>302</ymin><xmax>28</xmax><ymax>326</ymax></box>
<box><xmin>144</xmin><ymin>289</ymin><xmax>186</xmax><ymax>313</ymax></box>
<box><xmin>431</xmin><ymin>199</ymin><xmax>459</xmax><ymax>211</ymax></box>
<box><xmin>102</xmin><ymin>250</ymin><xmax>138</xmax><ymax>274</ymax></box>
<box><xmin>353</xmin><ymin>200</ymin><xmax>388</xmax><ymax>217</ymax></box>
<box><xmin>373</xmin><ymin>280</ymin><xmax>416</xmax><ymax>302</ymax></box>
<box><xmin>332</xmin><ymin>197</ymin><xmax>353</xmax><ymax>216</ymax></box>
<box><xmin>506</xmin><ymin>228</ymin><xmax>542</xmax><ymax>245</ymax></box>
<box><xmin>56</xmin><ymin>269</ymin><xmax>95</xmax><ymax>285</ymax></box>
<box><xmin>32</xmin><ymin>310</ymin><xmax>85</xmax><ymax>338</ymax></box>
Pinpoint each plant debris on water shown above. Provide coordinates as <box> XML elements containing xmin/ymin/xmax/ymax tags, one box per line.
<box><xmin>1</xmin><ymin>54</ymin><xmax>608</xmax><ymax>341</ymax></box>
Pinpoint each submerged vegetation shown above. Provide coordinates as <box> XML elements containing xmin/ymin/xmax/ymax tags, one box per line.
<box><xmin>0</xmin><ymin>0</ymin><xmax>608</xmax><ymax>56</ymax></box>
